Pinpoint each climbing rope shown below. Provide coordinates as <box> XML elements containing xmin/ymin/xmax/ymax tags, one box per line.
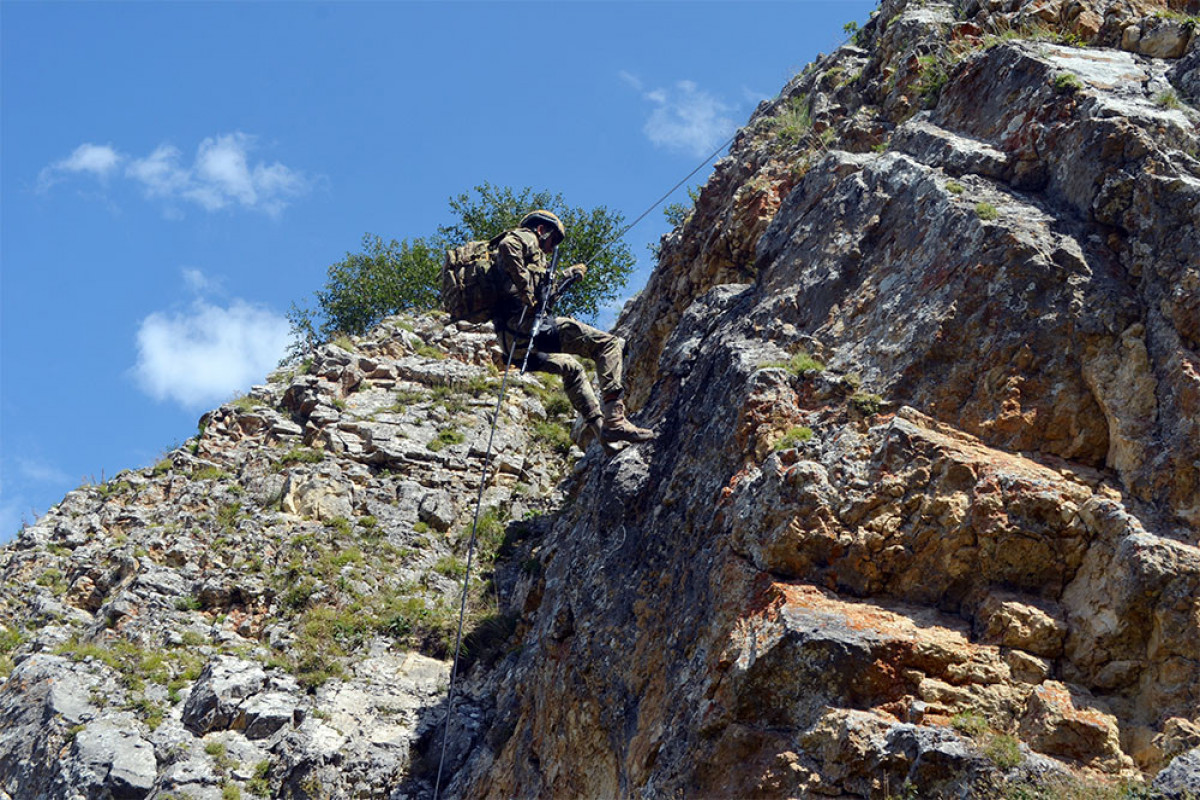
<box><xmin>432</xmin><ymin>307</ymin><xmax>526</xmax><ymax>800</ymax></box>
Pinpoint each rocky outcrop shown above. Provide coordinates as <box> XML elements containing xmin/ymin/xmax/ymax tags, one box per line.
<box><xmin>0</xmin><ymin>316</ymin><xmax>575</xmax><ymax>799</ymax></box>
<box><xmin>440</xmin><ymin>0</ymin><xmax>1200</xmax><ymax>797</ymax></box>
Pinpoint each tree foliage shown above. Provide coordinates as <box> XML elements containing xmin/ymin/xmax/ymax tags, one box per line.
<box><xmin>288</xmin><ymin>183</ymin><xmax>635</xmax><ymax>355</ymax></box>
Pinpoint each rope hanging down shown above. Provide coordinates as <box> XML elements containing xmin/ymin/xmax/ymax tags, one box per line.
<box><xmin>432</xmin><ymin>306</ymin><xmax>526</xmax><ymax>800</ymax></box>
<box><xmin>431</xmin><ymin>127</ymin><xmax>737</xmax><ymax>800</ymax></box>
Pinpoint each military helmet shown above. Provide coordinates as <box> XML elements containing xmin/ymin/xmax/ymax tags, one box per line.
<box><xmin>520</xmin><ymin>210</ymin><xmax>566</xmax><ymax>245</ymax></box>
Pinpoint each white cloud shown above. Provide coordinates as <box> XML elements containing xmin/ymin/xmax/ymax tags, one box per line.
<box><xmin>38</xmin><ymin>143</ymin><xmax>124</xmax><ymax>190</ymax></box>
<box><xmin>623</xmin><ymin>74</ymin><xmax>737</xmax><ymax>158</ymax></box>
<box><xmin>42</xmin><ymin>133</ymin><xmax>309</xmax><ymax>216</ymax></box>
<box><xmin>133</xmin><ymin>133</ymin><xmax>309</xmax><ymax>217</ymax></box>
<box><xmin>126</xmin><ymin>144</ymin><xmax>189</xmax><ymax>199</ymax></box>
<box><xmin>133</xmin><ymin>298</ymin><xmax>293</xmax><ymax>409</ymax></box>
<box><xmin>644</xmin><ymin>80</ymin><xmax>736</xmax><ymax>157</ymax></box>
<box><xmin>181</xmin><ymin>267</ymin><xmax>222</xmax><ymax>295</ymax></box>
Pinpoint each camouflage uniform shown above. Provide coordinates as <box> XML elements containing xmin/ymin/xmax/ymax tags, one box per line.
<box><xmin>491</xmin><ymin>228</ymin><xmax>624</xmax><ymax>424</ymax></box>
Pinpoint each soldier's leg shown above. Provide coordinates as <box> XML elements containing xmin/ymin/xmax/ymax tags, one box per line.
<box><xmin>540</xmin><ymin>318</ymin><xmax>653</xmax><ymax>444</ymax></box>
<box><xmin>545</xmin><ymin>317</ymin><xmax>624</xmax><ymax>397</ymax></box>
<box><xmin>524</xmin><ymin>351</ymin><xmax>601</xmax><ymax>423</ymax></box>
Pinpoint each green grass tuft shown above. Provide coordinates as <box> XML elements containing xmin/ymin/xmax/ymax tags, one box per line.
<box><xmin>975</xmin><ymin>202</ymin><xmax>1000</xmax><ymax>220</ymax></box>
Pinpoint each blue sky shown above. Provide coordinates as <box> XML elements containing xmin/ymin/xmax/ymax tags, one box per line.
<box><xmin>1</xmin><ymin>0</ymin><xmax>875</xmax><ymax>539</ymax></box>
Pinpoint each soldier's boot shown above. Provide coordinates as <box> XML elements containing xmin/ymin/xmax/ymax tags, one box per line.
<box><xmin>600</xmin><ymin>394</ymin><xmax>655</xmax><ymax>444</ymax></box>
<box><xmin>572</xmin><ymin>414</ymin><xmax>621</xmax><ymax>455</ymax></box>
<box><xmin>571</xmin><ymin>414</ymin><xmax>602</xmax><ymax>449</ymax></box>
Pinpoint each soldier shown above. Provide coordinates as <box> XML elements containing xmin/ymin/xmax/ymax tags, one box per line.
<box><xmin>492</xmin><ymin>210</ymin><xmax>654</xmax><ymax>449</ymax></box>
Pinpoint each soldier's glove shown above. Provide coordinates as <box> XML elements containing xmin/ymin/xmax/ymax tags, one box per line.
<box><xmin>562</xmin><ymin>264</ymin><xmax>587</xmax><ymax>282</ymax></box>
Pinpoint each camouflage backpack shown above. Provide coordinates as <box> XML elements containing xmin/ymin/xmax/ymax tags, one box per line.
<box><xmin>441</xmin><ymin>233</ymin><xmax>505</xmax><ymax>323</ymax></box>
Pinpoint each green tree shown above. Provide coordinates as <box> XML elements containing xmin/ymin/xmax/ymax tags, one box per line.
<box><xmin>288</xmin><ymin>235</ymin><xmax>441</xmax><ymax>350</ymax></box>
<box><xmin>288</xmin><ymin>183</ymin><xmax>634</xmax><ymax>355</ymax></box>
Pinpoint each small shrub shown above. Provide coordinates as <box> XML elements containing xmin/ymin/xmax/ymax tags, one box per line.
<box><xmin>543</xmin><ymin>394</ymin><xmax>572</xmax><ymax>418</ymax></box>
<box><xmin>151</xmin><ymin>458</ymin><xmax>173</xmax><ymax>477</ymax></box>
<box><xmin>125</xmin><ymin>696</ymin><xmax>166</xmax><ymax>730</ymax></box>
<box><xmin>532</xmin><ymin>420</ymin><xmax>572</xmax><ymax>455</ymax></box>
<box><xmin>984</xmin><ymin>733</ymin><xmax>1022</xmax><ymax>769</ymax></box>
<box><xmin>463</xmin><ymin>376</ymin><xmax>500</xmax><ymax>398</ymax></box>
<box><xmin>774</xmin><ymin>426</ymin><xmax>814</xmax><ymax>451</ymax></box>
<box><xmin>975</xmin><ymin>202</ymin><xmax>1000</xmax><ymax>220</ymax></box>
<box><xmin>179</xmin><ymin>631</ymin><xmax>207</xmax><ymax>647</ymax></box>
<box><xmin>786</xmin><ymin>351</ymin><xmax>825</xmax><ymax>374</ymax></box>
<box><xmin>248</xmin><ymin>760</ymin><xmax>272</xmax><ymax>797</ymax></box>
<box><xmin>915</xmin><ymin>55</ymin><xmax>950</xmax><ymax>106</ymax></box>
<box><xmin>415</xmin><ymin>343</ymin><xmax>446</xmax><ymax>361</ymax></box>
<box><xmin>0</xmin><ymin>628</ymin><xmax>25</xmax><ymax>655</ymax></box>
<box><xmin>850</xmin><ymin>392</ymin><xmax>884</xmax><ymax>416</ymax></box>
<box><xmin>951</xmin><ymin>709</ymin><xmax>988</xmax><ymax>738</ymax></box>
<box><xmin>327</xmin><ymin>517</ymin><xmax>353</xmax><ymax>538</ymax></box>
<box><xmin>174</xmin><ymin>595</ymin><xmax>203</xmax><ymax>612</ymax></box>
<box><xmin>769</xmin><ymin>95</ymin><xmax>814</xmax><ymax>147</ymax></box>
<box><xmin>332</xmin><ymin>334</ymin><xmax>357</xmax><ymax>352</ymax></box>
<box><xmin>1156</xmin><ymin>89</ymin><xmax>1183</xmax><ymax>110</ymax></box>
<box><xmin>946</xmin><ymin>181</ymin><xmax>965</xmax><ymax>194</ymax></box>
<box><xmin>1053</xmin><ymin>72</ymin><xmax>1083</xmax><ymax>94</ymax></box>
<box><xmin>97</xmin><ymin>480</ymin><xmax>134</xmax><ymax>500</ymax></box>
<box><xmin>282</xmin><ymin>579</ymin><xmax>319</xmax><ymax>610</ymax></box>
<box><xmin>217</xmin><ymin>502</ymin><xmax>244</xmax><ymax>533</ymax></box>
<box><xmin>37</xmin><ymin>568</ymin><xmax>67</xmax><ymax>595</ymax></box>
<box><xmin>222</xmin><ymin>783</ymin><xmax>243</xmax><ymax>800</ymax></box>
<box><xmin>434</xmin><ymin>555</ymin><xmax>467</xmax><ymax>578</ymax></box>
<box><xmin>229</xmin><ymin>395</ymin><xmax>259</xmax><ymax>412</ymax></box>
<box><xmin>428</xmin><ymin>428</ymin><xmax>466</xmax><ymax>452</ymax></box>
<box><xmin>274</xmin><ymin>447</ymin><xmax>324</xmax><ymax>471</ymax></box>
<box><xmin>191</xmin><ymin>467</ymin><xmax>231</xmax><ymax>482</ymax></box>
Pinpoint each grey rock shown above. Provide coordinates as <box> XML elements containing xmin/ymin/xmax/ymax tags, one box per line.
<box><xmin>418</xmin><ymin>490</ymin><xmax>457</xmax><ymax>532</ymax></box>
<box><xmin>243</xmin><ymin>687</ymin><xmax>301</xmax><ymax>740</ymax></box>
<box><xmin>70</xmin><ymin>719</ymin><xmax>157</xmax><ymax>799</ymax></box>
<box><xmin>181</xmin><ymin>657</ymin><xmax>266</xmax><ymax>735</ymax></box>
<box><xmin>1155</xmin><ymin>748</ymin><xmax>1200</xmax><ymax>799</ymax></box>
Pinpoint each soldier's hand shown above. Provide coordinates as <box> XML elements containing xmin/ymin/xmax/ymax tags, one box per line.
<box><xmin>563</xmin><ymin>263</ymin><xmax>588</xmax><ymax>281</ymax></box>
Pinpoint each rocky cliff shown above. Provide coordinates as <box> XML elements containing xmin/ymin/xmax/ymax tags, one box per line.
<box><xmin>443</xmin><ymin>0</ymin><xmax>1200</xmax><ymax>797</ymax></box>
<box><xmin>3</xmin><ymin>0</ymin><xmax>1200</xmax><ymax>798</ymax></box>
<box><xmin>0</xmin><ymin>317</ymin><xmax>577</xmax><ymax>799</ymax></box>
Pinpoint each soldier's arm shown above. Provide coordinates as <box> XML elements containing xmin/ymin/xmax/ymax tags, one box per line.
<box><xmin>496</xmin><ymin>233</ymin><xmax>538</xmax><ymax>307</ymax></box>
